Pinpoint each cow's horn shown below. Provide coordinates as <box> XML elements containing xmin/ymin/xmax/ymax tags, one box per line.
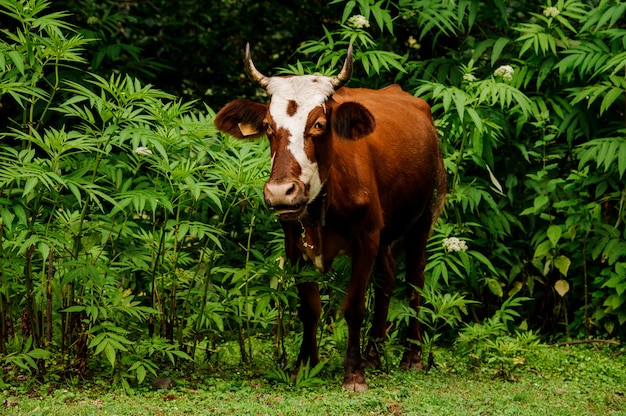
<box><xmin>330</xmin><ymin>44</ymin><xmax>353</xmax><ymax>89</ymax></box>
<box><xmin>244</xmin><ymin>43</ymin><xmax>270</xmax><ymax>89</ymax></box>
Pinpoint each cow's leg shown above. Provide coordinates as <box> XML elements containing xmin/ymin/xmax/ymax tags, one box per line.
<box><xmin>364</xmin><ymin>245</ymin><xmax>395</xmax><ymax>369</ymax></box>
<box><xmin>342</xmin><ymin>238</ymin><xmax>377</xmax><ymax>392</ymax></box>
<box><xmin>400</xmin><ymin>219</ymin><xmax>431</xmax><ymax>371</ymax></box>
<box><xmin>282</xmin><ymin>223</ymin><xmax>322</xmax><ymax>371</ymax></box>
<box><xmin>296</xmin><ymin>280</ymin><xmax>321</xmax><ymax>367</ymax></box>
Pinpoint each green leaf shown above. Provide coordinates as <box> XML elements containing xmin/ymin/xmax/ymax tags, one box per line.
<box><xmin>341</xmin><ymin>1</ymin><xmax>356</xmax><ymax>23</ymax></box>
<box><xmin>604</xmin><ymin>294</ymin><xmax>625</xmax><ymax>310</ymax></box>
<box><xmin>554</xmin><ymin>255</ymin><xmax>571</xmax><ymax>277</ymax></box>
<box><xmin>618</xmin><ymin>141</ymin><xmax>626</xmax><ymax>178</ymax></box>
<box><xmin>536</xmin><ymin>194</ymin><xmax>549</xmax><ymax>210</ymax></box>
<box><xmin>22</xmin><ymin>177</ymin><xmax>39</xmax><ymax>196</ymax></box>
<box><xmin>485</xmin><ymin>277</ymin><xmax>503</xmax><ymax>297</ymax></box>
<box><xmin>453</xmin><ymin>90</ymin><xmax>466</xmax><ymax>122</ymax></box>
<box><xmin>8</xmin><ymin>50</ymin><xmax>25</xmax><ymax>75</ymax></box>
<box><xmin>554</xmin><ymin>279</ymin><xmax>569</xmax><ymax>297</ymax></box>
<box><xmin>61</xmin><ymin>305</ymin><xmax>87</xmax><ymax>313</ymax></box>
<box><xmin>533</xmin><ymin>240</ymin><xmax>552</xmax><ymax>259</ymax></box>
<box><xmin>136</xmin><ymin>364</ymin><xmax>147</xmax><ymax>384</ymax></box>
<box><xmin>491</xmin><ymin>37</ymin><xmax>510</xmax><ymax>66</ymax></box>
<box><xmin>600</xmin><ymin>87</ymin><xmax>624</xmax><ymax>115</ymax></box>
<box><xmin>547</xmin><ymin>225</ymin><xmax>561</xmax><ymax>247</ymax></box>
<box><xmin>28</xmin><ymin>348</ymin><xmax>52</xmax><ymax>360</ymax></box>
<box><xmin>104</xmin><ymin>342</ymin><xmax>116</xmax><ymax>367</ymax></box>
<box><xmin>508</xmin><ymin>281</ymin><xmax>523</xmax><ymax>297</ymax></box>
<box><xmin>465</xmin><ymin>107</ymin><xmax>483</xmax><ymax>132</ymax></box>
<box><xmin>371</xmin><ymin>3</ymin><xmax>384</xmax><ymax>32</ymax></box>
<box><xmin>485</xmin><ymin>164</ymin><xmax>503</xmax><ymax>194</ymax></box>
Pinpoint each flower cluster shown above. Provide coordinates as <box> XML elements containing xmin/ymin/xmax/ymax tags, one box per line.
<box><xmin>494</xmin><ymin>64</ymin><xmax>514</xmax><ymax>81</ymax></box>
<box><xmin>442</xmin><ymin>237</ymin><xmax>468</xmax><ymax>253</ymax></box>
<box><xmin>543</xmin><ymin>7</ymin><xmax>560</xmax><ymax>17</ymax></box>
<box><xmin>348</xmin><ymin>15</ymin><xmax>370</xmax><ymax>29</ymax></box>
<box><xmin>134</xmin><ymin>146</ymin><xmax>153</xmax><ymax>156</ymax></box>
<box><xmin>463</xmin><ymin>73</ymin><xmax>477</xmax><ymax>82</ymax></box>
<box><xmin>407</xmin><ymin>35</ymin><xmax>420</xmax><ymax>50</ymax></box>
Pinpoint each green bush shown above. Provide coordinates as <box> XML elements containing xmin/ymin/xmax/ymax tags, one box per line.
<box><xmin>0</xmin><ymin>0</ymin><xmax>288</xmax><ymax>389</ymax></box>
<box><xmin>307</xmin><ymin>0</ymin><xmax>626</xmax><ymax>338</ymax></box>
<box><xmin>2</xmin><ymin>0</ymin><xmax>625</xmax><ymax>390</ymax></box>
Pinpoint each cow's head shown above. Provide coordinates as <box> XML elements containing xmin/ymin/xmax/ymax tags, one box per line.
<box><xmin>214</xmin><ymin>44</ymin><xmax>375</xmax><ymax>220</ymax></box>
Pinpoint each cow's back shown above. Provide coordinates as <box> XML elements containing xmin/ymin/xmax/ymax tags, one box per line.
<box><xmin>329</xmin><ymin>85</ymin><xmax>443</xmax><ymax>240</ymax></box>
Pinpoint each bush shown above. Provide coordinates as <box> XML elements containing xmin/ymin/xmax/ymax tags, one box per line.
<box><xmin>1</xmin><ymin>0</ymin><xmax>625</xmax><ymax>390</ymax></box>
<box><xmin>301</xmin><ymin>0</ymin><xmax>626</xmax><ymax>338</ymax></box>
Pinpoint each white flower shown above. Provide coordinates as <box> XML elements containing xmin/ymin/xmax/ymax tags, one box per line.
<box><xmin>442</xmin><ymin>237</ymin><xmax>468</xmax><ymax>252</ymax></box>
<box><xmin>494</xmin><ymin>65</ymin><xmax>514</xmax><ymax>81</ymax></box>
<box><xmin>543</xmin><ymin>7</ymin><xmax>560</xmax><ymax>18</ymax></box>
<box><xmin>134</xmin><ymin>146</ymin><xmax>152</xmax><ymax>155</ymax></box>
<box><xmin>463</xmin><ymin>73</ymin><xmax>477</xmax><ymax>82</ymax></box>
<box><xmin>348</xmin><ymin>15</ymin><xmax>370</xmax><ymax>29</ymax></box>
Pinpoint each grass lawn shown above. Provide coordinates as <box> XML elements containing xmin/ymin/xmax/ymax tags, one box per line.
<box><xmin>2</xmin><ymin>343</ymin><xmax>625</xmax><ymax>415</ymax></box>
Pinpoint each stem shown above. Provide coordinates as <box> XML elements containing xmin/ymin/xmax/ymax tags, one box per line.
<box><xmin>24</xmin><ymin>244</ymin><xmax>41</xmax><ymax>347</ymax></box>
<box><xmin>167</xmin><ymin>203</ymin><xmax>183</xmax><ymax>341</ymax></box>
<box><xmin>244</xmin><ymin>214</ymin><xmax>256</xmax><ymax>361</ymax></box>
<box><xmin>46</xmin><ymin>246</ymin><xmax>54</xmax><ymax>345</ymax></box>
<box><xmin>451</xmin><ymin>131</ymin><xmax>469</xmax><ymax>191</ymax></box>
<box><xmin>0</xmin><ymin>224</ymin><xmax>9</xmax><ymax>354</ymax></box>
<box><xmin>37</xmin><ymin>57</ymin><xmax>60</xmax><ymax>128</ymax></box>
<box><xmin>614</xmin><ymin>184</ymin><xmax>626</xmax><ymax>230</ymax></box>
<box><xmin>191</xmin><ymin>196</ymin><xmax>240</xmax><ymax>360</ymax></box>
<box><xmin>451</xmin><ymin>131</ymin><xmax>471</xmax><ymax>228</ymax></box>
<box><xmin>554</xmin><ymin>339</ymin><xmax>620</xmax><ymax>347</ymax></box>
<box><xmin>178</xmin><ymin>235</ymin><xmax>212</xmax><ymax>345</ymax></box>
<box><xmin>151</xmin><ymin>221</ymin><xmax>167</xmax><ymax>336</ymax></box>
<box><xmin>63</xmin><ymin>133</ymin><xmax>110</xmax><ymax>356</ymax></box>
<box><xmin>582</xmin><ymin>241</ymin><xmax>589</xmax><ymax>339</ymax></box>
<box><xmin>191</xmin><ymin>244</ymin><xmax>219</xmax><ymax>363</ymax></box>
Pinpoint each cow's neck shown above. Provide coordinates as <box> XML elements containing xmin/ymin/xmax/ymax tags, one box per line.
<box><xmin>300</xmin><ymin>188</ymin><xmax>327</xmax><ymax>227</ymax></box>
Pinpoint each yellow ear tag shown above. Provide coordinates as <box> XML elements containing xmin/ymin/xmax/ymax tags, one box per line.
<box><xmin>238</xmin><ymin>122</ymin><xmax>260</xmax><ymax>137</ymax></box>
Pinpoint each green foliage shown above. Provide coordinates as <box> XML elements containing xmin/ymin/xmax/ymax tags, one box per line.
<box><xmin>264</xmin><ymin>360</ymin><xmax>327</xmax><ymax>389</ymax></box>
<box><xmin>294</xmin><ymin>0</ymin><xmax>405</xmax><ymax>80</ymax></box>
<box><xmin>457</xmin><ymin>297</ymin><xmax>545</xmax><ymax>378</ymax></box>
<box><xmin>370</xmin><ymin>0</ymin><xmax>626</xmax><ymax>338</ymax></box>
<box><xmin>1</xmin><ymin>336</ymin><xmax>51</xmax><ymax>374</ymax></box>
<box><xmin>413</xmin><ymin>285</ymin><xmax>477</xmax><ymax>371</ymax></box>
<box><xmin>2</xmin><ymin>0</ymin><xmax>626</xmax><ymax>393</ymax></box>
<box><xmin>0</xmin><ymin>0</ymin><xmax>286</xmax><ymax>388</ymax></box>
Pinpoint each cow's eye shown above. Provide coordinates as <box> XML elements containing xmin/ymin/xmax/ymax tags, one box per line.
<box><xmin>313</xmin><ymin>121</ymin><xmax>326</xmax><ymax>131</ymax></box>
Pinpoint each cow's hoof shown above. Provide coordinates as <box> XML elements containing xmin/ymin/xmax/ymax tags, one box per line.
<box><xmin>400</xmin><ymin>351</ymin><xmax>424</xmax><ymax>371</ymax></box>
<box><xmin>342</xmin><ymin>373</ymin><xmax>369</xmax><ymax>393</ymax></box>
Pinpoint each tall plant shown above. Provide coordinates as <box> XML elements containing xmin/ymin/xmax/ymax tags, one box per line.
<box><xmin>0</xmin><ymin>0</ymin><xmax>287</xmax><ymax>388</ymax></box>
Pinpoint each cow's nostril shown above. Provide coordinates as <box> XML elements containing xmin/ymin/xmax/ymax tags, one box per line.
<box><xmin>264</xmin><ymin>180</ymin><xmax>305</xmax><ymax>209</ymax></box>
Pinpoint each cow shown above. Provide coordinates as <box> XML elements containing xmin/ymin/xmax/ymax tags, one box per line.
<box><xmin>214</xmin><ymin>43</ymin><xmax>446</xmax><ymax>392</ymax></box>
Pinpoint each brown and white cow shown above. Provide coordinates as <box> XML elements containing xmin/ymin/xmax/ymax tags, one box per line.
<box><xmin>214</xmin><ymin>44</ymin><xmax>446</xmax><ymax>392</ymax></box>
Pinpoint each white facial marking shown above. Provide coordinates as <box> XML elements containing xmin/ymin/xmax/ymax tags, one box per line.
<box><xmin>266</xmin><ymin>75</ymin><xmax>335</xmax><ymax>202</ymax></box>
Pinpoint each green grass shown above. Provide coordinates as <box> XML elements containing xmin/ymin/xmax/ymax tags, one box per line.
<box><xmin>2</xmin><ymin>343</ymin><xmax>625</xmax><ymax>415</ymax></box>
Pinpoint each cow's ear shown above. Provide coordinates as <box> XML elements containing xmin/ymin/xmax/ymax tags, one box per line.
<box><xmin>214</xmin><ymin>99</ymin><xmax>267</xmax><ymax>139</ymax></box>
<box><xmin>331</xmin><ymin>101</ymin><xmax>376</xmax><ymax>140</ymax></box>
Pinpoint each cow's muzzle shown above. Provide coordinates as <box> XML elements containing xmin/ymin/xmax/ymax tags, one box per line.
<box><xmin>264</xmin><ymin>179</ymin><xmax>308</xmax><ymax>219</ymax></box>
